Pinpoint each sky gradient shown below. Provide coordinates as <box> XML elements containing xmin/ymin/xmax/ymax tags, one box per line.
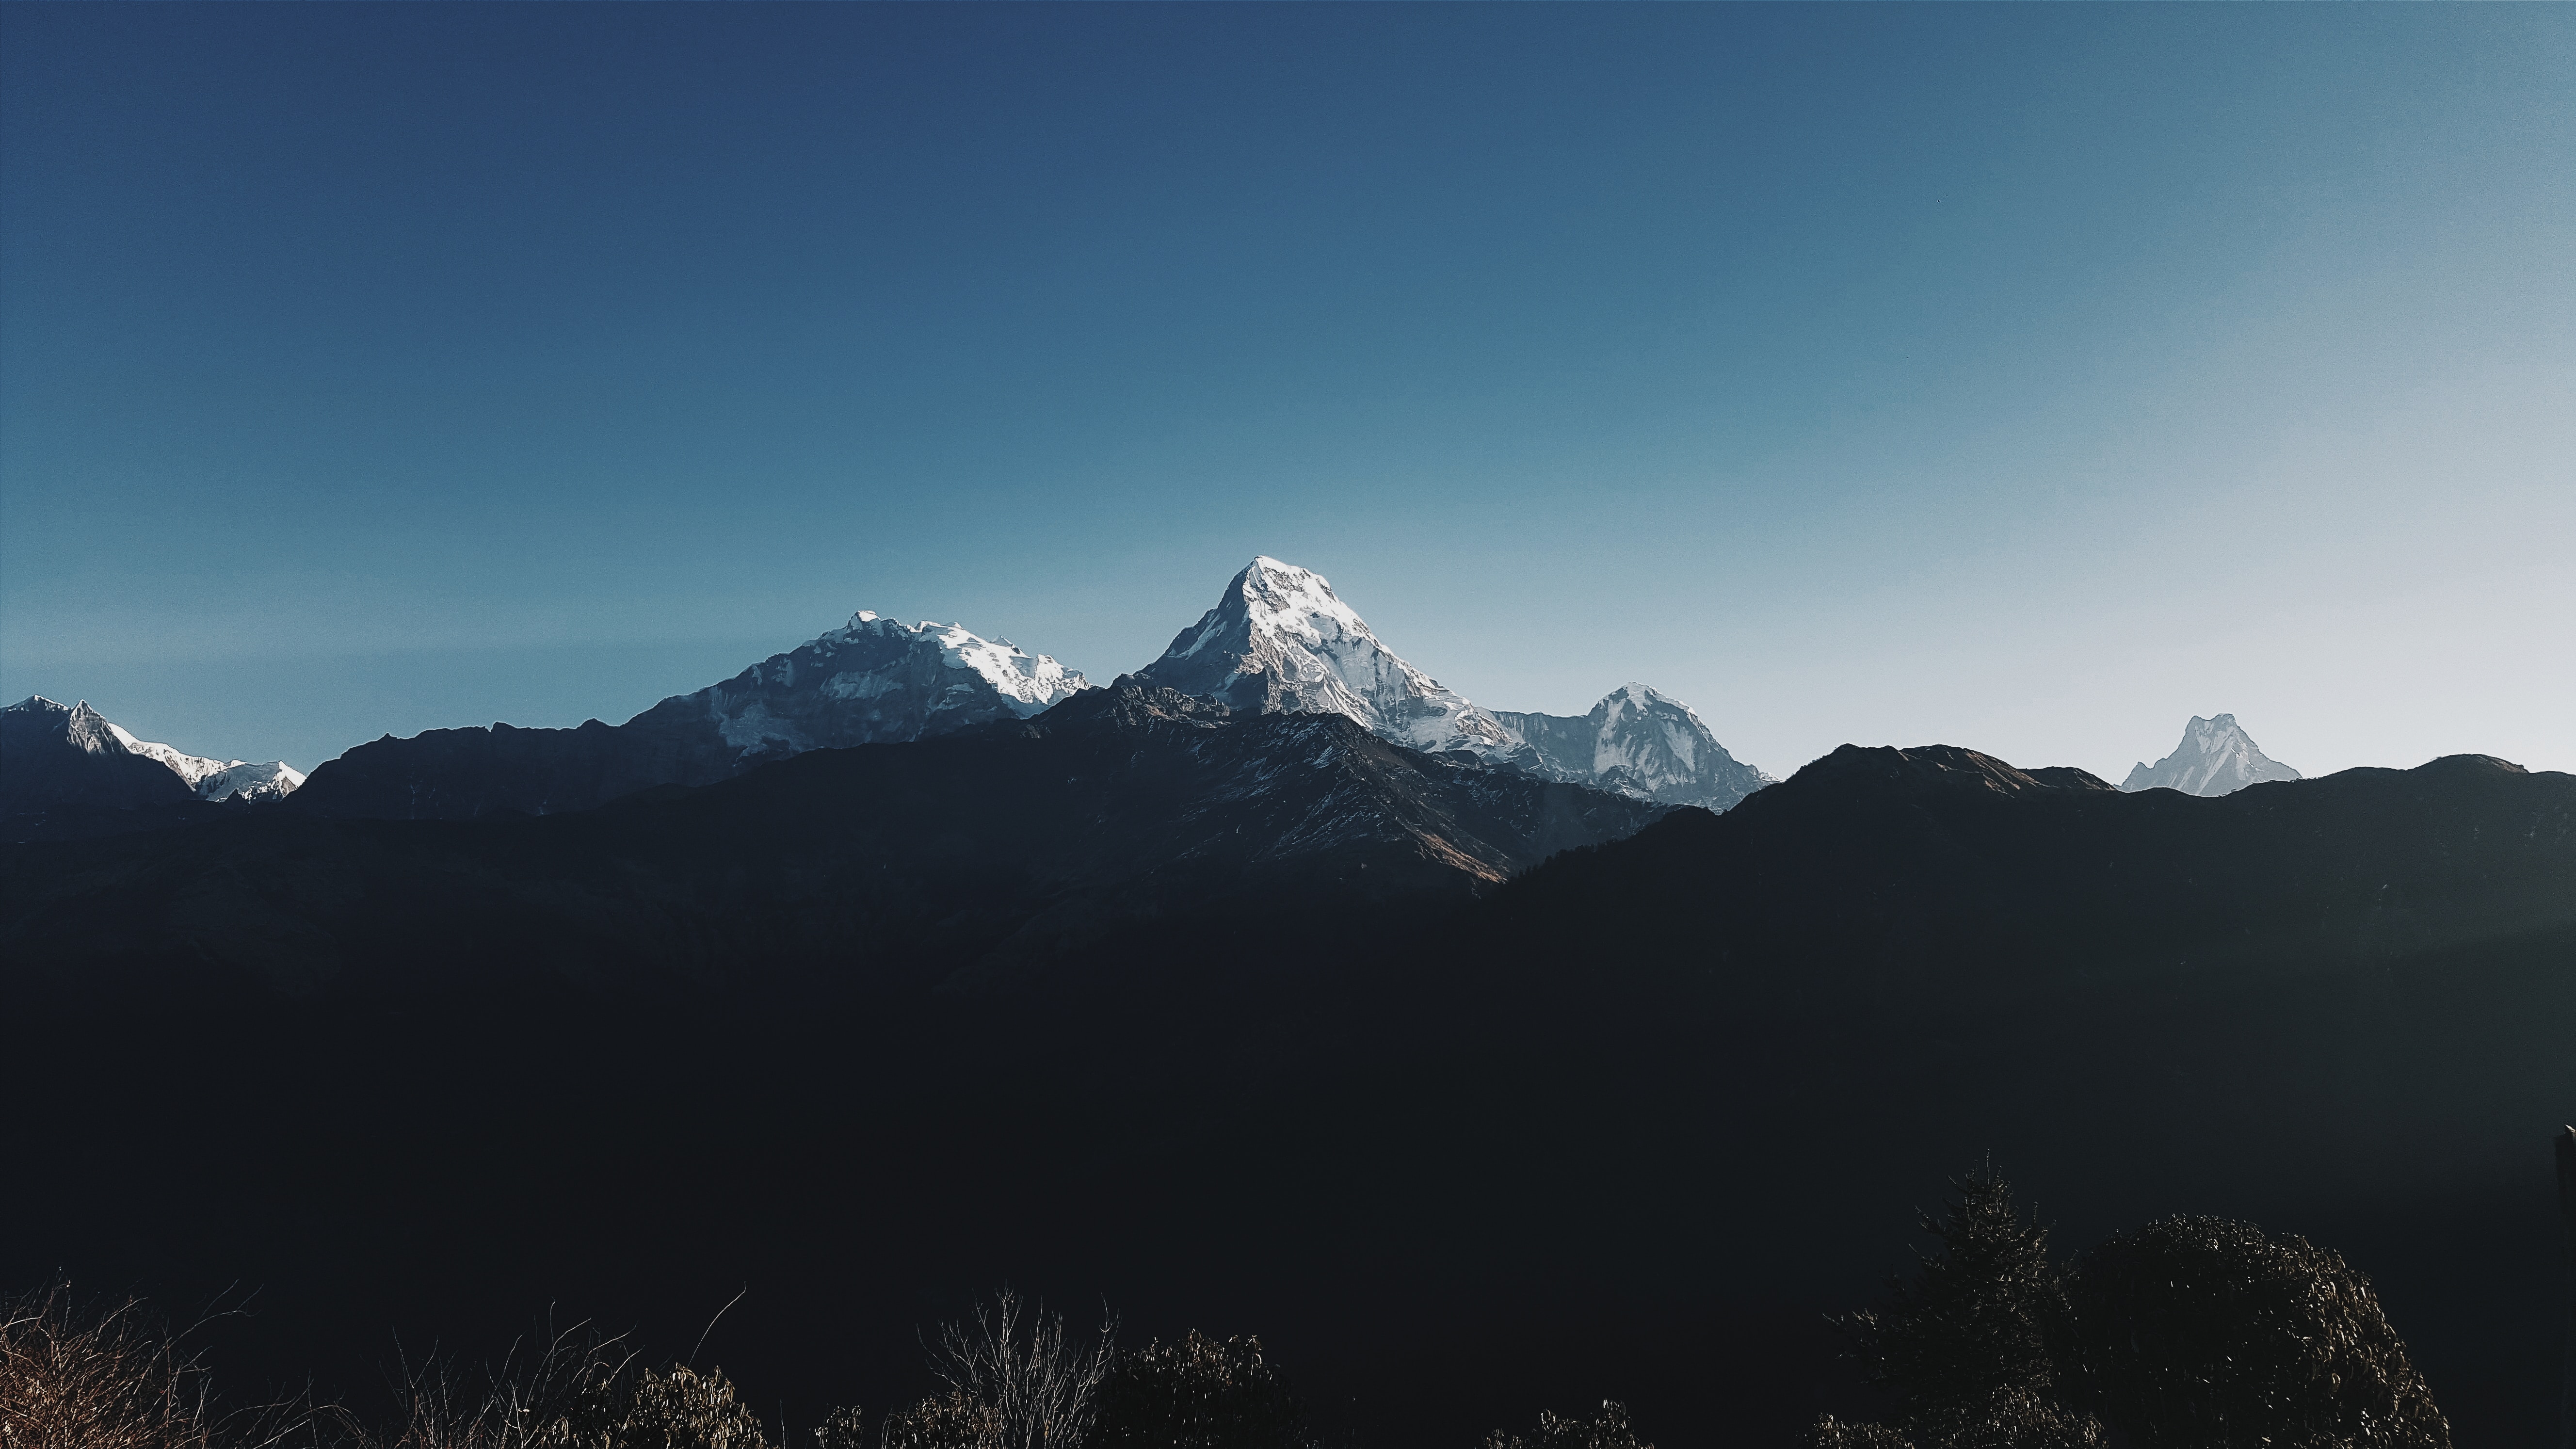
<box><xmin>3</xmin><ymin>5</ymin><xmax>2569</xmax><ymax>780</ymax></box>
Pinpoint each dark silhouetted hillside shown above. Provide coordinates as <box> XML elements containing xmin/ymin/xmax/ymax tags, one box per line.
<box><xmin>4</xmin><ymin>741</ymin><xmax>2567</xmax><ymax>1446</ymax></box>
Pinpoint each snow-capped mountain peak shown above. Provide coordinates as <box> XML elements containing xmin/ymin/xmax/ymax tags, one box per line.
<box><xmin>292</xmin><ymin>606</ymin><xmax>1095</xmax><ymax>820</ymax></box>
<box><xmin>669</xmin><ymin>611</ymin><xmax>1092</xmax><ymax>760</ymax></box>
<box><xmin>821</xmin><ymin>612</ymin><xmax>1088</xmax><ymax>714</ymax></box>
<box><xmin>2120</xmin><ymin>713</ymin><xmax>2301</xmax><ymax>797</ymax></box>
<box><xmin>1492</xmin><ymin>683</ymin><xmax>1773</xmax><ymax>812</ymax></box>
<box><xmin>1135</xmin><ymin>557</ymin><xmax>1512</xmax><ymax>755</ymax></box>
<box><xmin>2</xmin><ymin>695</ymin><xmax>306</xmax><ymax>803</ymax></box>
<box><xmin>1132</xmin><ymin>560</ymin><xmax>1772</xmax><ymax>812</ymax></box>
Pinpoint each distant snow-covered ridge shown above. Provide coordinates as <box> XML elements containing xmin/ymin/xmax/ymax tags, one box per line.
<box><xmin>1492</xmin><ymin>683</ymin><xmax>1775</xmax><ymax>811</ymax></box>
<box><xmin>104</xmin><ymin>718</ymin><xmax>307</xmax><ymax>802</ymax></box>
<box><xmin>26</xmin><ymin>560</ymin><xmax>1768</xmax><ymax>825</ymax></box>
<box><xmin>286</xmin><ymin>611</ymin><xmax>1092</xmax><ymax>820</ymax></box>
<box><xmin>634</xmin><ymin>610</ymin><xmax>1091</xmax><ymax>762</ymax></box>
<box><xmin>3</xmin><ymin>695</ymin><xmax>306</xmax><ymax>803</ymax></box>
<box><xmin>1133</xmin><ymin>557</ymin><xmax>1771</xmax><ymax>811</ymax></box>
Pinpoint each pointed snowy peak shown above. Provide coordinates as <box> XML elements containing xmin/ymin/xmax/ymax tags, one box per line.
<box><xmin>2121</xmin><ymin>713</ymin><xmax>2302</xmax><ymax>797</ymax></box>
<box><xmin>1133</xmin><ymin>557</ymin><xmax>1512</xmax><ymax>756</ymax></box>
<box><xmin>1491</xmin><ymin>683</ymin><xmax>1774</xmax><ymax>812</ymax></box>
<box><xmin>4</xmin><ymin>696</ymin><xmax>133</xmax><ymax>757</ymax></box>
<box><xmin>62</xmin><ymin>700</ymin><xmax>127</xmax><ymax>755</ymax></box>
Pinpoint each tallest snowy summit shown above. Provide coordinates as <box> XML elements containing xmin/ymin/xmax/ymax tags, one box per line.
<box><xmin>1127</xmin><ymin>557</ymin><xmax>1771</xmax><ymax>811</ymax></box>
<box><xmin>1133</xmin><ymin>557</ymin><xmax>1513</xmax><ymax>756</ymax></box>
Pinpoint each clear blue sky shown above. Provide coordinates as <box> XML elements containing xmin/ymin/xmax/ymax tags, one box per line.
<box><xmin>4</xmin><ymin>4</ymin><xmax>2568</xmax><ymax>779</ymax></box>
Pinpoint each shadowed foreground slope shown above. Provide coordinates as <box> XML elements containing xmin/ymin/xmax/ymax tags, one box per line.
<box><xmin>3</xmin><ymin>745</ymin><xmax>2568</xmax><ymax>1446</ymax></box>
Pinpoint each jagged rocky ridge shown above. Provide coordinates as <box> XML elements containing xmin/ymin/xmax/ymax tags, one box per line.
<box><xmin>2121</xmin><ymin>713</ymin><xmax>2301</xmax><ymax>797</ymax></box>
<box><xmin>1136</xmin><ymin>558</ymin><xmax>1770</xmax><ymax>810</ymax></box>
<box><xmin>4</xmin><ymin>684</ymin><xmax>1663</xmax><ymax>998</ymax></box>
<box><xmin>2</xmin><ymin>696</ymin><xmax>304</xmax><ymax>837</ymax></box>
<box><xmin>289</xmin><ymin>612</ymin><xmax>1088</xmax><ymax>820</ymax></box>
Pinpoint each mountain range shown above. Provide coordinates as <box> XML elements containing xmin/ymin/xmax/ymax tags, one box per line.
<box><xmin>17</xmin><ymin>559</ymin><xmax>2339</xmax><ymax>841</ymax></box>
<box><xmin>201</xmin><ymin>556</ymin><xmax>1769</xmax><ymax>827</ymax></box>
<box><xmin>3</xmin><ymin>555</ymin><xmax>2566</xmax><ymax>1444</ymax></box>
<box><xmin>1137</xmin><ymin>557</ymin><xmax>1774</xmax><ymax>810</ymax></box>
<box><xmin>6</xmin><ymin>710</ymin><xmax>2566</xmax><ymax>1442</ymax></box>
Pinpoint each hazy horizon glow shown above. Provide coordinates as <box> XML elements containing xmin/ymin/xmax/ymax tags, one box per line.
<box><xmin>4</xmin><ymin>6</ymin><xmax>2569</xmax><ymax>779</ymax></box>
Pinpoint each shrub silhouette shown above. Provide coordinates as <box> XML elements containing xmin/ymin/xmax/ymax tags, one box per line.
<box><xmin>1088</xmin><ymin>1332</ymin><xmax>1305</xmax><ymax>1449</ymax></box>
<box><xmin>808</xmin><ymin>1405</ymin><xmax>867</xmax><ymax>1449</ymax></box>
<box><xmin>1804</xmin><ymin>1418</ymin><xmax>1915</xmax><ymax>1449</ymax></box>
<box><xmin>604</xmin><ymin>1366</ymin><xmax>769</xmax><ymax>1449</ymax></box>
<box><xmin>1480</xmin><ymin>1400</ymin><xmax>1652</xmax><ymax>1449</ymax></box>
<box><xmin>1808</xmin><ymin>1386</ymin><xmax>2098</xmax><ymax>1449</ymax></box>
<box><xmin>852</xmin><ymin>1291</ymin><xmax>1111</xmax><ymax>1449</ymax></box>
<box><xmin>359</xmin><ymin>1325</ymin><xmax>773</xmax><ymax>1449</ymax></box>
<box><xmin>1810</xmin><ymin>1176</ymin><xmax>2453</xmax><ymax>1449</ymax></box>
<box><xmin>1808</xmin><ymin>1169</ymin><xmax>2102</xmax><ymax>1449</ymax></box>
<box><xmin>362</xmin><ymin>1322</ymin><xmax>628</xmax><ymax>1449</ymax></box>
<box><xmin>2049</xmin><ymin>1215</ymin><xmax>2450</xmax><ymax>1449</ymax></box>
<box><xmin>876</xmin><ymin>1389</ymin><xmax>1004</xmax><ymax>1449</ymax></box>
<box><xmin>0</xmin><ymin>1288</ymin><xmax>223</xmax><ymax>1449</ymax></box>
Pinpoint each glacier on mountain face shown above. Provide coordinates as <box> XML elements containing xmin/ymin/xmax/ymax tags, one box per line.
<box><xmin>2120</xmin><ymin>713</ymin><xmax>2301</xmax><ymax>797</ymax></box>
<box><xmin>1133</xmin><ymin>558</ymin><xmax>1771</xmax><ymax>812</ymax></box>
